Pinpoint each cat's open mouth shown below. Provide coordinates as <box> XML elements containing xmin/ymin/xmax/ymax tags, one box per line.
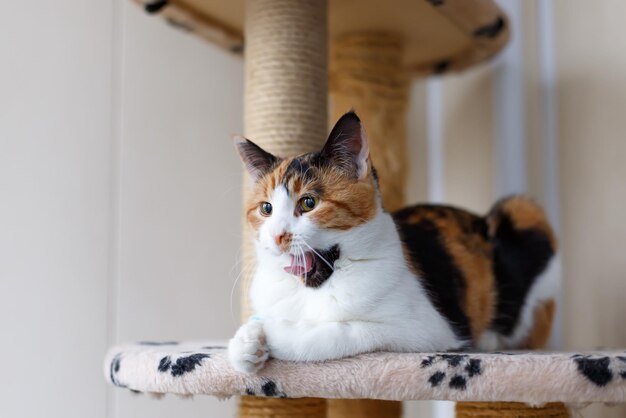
<box><xmin>283</xmin><ymin>245</ymin><xmax>341</xmax><ymax>286</ymax></box>
<box><xmin>284</xmin><ymin>252</ymin><xmax>314</xmax><ymax>276</ymax></box>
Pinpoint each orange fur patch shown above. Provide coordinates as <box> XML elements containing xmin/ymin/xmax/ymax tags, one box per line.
<box><xmin>491</xmin><ymin>197</ymin><xmax>558</xmax><ymax>251</ymax></box>
<box><xmin>310</xmin><ymin>169</ymin><xmax>377</xmax><ymax>230</ymax></box>
<box><xmin>435</xmin><ymin>210</ymin><xmax>495</xmax><ymax>341</ymax></box>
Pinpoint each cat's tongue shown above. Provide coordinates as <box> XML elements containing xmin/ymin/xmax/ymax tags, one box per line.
<box><xmin>284</xmin><ymin>251</ymin><xmax>314</xmax><ymax>276</ymax></box>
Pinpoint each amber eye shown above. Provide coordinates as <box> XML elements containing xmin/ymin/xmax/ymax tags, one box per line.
<box><xmin>260</xmin><ymin>202</ymin><xmax>273</xmax><ymax>216</ymax></box>
<box><xmin>299</xmin><ymin>196</ymin><xmax>318</xmax><ymax>212</ymax></box>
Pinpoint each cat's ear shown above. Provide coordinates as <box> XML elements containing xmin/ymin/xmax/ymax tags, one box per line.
<box><xmin>233</xmin><ymin>136</ymin><xmax>278</xmax><ymax>180</ymax></box>
<box><xmin>321</xmin><ymin>111</ymin><xmax>369</xmax><ymax>179</ymax></box>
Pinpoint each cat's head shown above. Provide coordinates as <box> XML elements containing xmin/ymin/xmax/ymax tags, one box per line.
<box><xmin>234</xmin><ymin>112</ymin><xmax>381</xmax><ymax>283</ymax></box>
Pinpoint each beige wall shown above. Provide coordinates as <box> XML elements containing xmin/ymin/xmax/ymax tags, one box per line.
<box><xmin>555</xmin><ymin>1</ymin><xmax>626</xmax><ymax>417</ymax></box>
<box><xmin>0</xmin><ymin>1</ymin><xmax>242</xmax><ymax>418</ymax></box>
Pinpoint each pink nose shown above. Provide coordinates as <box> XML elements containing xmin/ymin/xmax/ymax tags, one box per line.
<box><xmin>274</xmin><ymin>231</ymin><xmax>291</xmax><ymax>249</ymax></box>
<box><xmin>274</xmin><ymin>232</ymin><xmax>286</xmax><ymax>246</ymax></box>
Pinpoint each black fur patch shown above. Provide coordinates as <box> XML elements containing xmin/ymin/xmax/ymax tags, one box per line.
<box><xmin>282</xmin><ymin>159</ymin><xmax>314</xmax><ymax>185</ymax></box>
<box><xmin>428</xmin><ymin>371</ymin><xmax>446</xmax><ymax>387</ymax></box>
<box><xmin>574</xmin><ymin>356</ymin><xmax>613</xmax><ymax>387</ymax></box>
<box><xmin>304</xmin><ymin>244</ymin><xmax>341</xmax><ymax>288</ymax></box>
<box><xmin>449</xmin><ymin>375</ymin><xmax>467</xmax><ymax>390</ymax></box>
<box><xmin>490</xmin><ymin>212</ymin><xmax>555</xmax><ymax>336</ymax></box>
<box><xmin>393</xmin><ymin>208</ymin><xmax>472</xmax><ymax>340</ymax></box>
<box><xmin>245</xmin><ymin>387</ymin><xmax>255</xmax><ymax>395</ymax></box>
<box><xmin>473</xmin><ymin>16</ymin><xmax>506</xmax><ymax>38</ymax></box>
<box><xmin>426</xmin><ymin>0</ymin><xmax>445</xmax><ymax>5</ymax></box>
<box><xmin>144</xmin><ymin>0</ymin><xmax>168</xmax><ymax>14</ymax></box>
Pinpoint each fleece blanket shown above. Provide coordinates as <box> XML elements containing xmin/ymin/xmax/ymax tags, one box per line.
<box><xmin>104</xmin><ymin>341</ymin><xmax>626</xmax><ymax>404</ymax></box>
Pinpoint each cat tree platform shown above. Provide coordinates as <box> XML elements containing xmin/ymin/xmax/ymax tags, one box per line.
<box><xmin>105</xmin><ymin>342</ymin><xmax>626</xmax><ymax>404</ymax></box>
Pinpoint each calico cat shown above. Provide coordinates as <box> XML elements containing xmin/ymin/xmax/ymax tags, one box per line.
<box><xmin>228</xmin><ymin>111</ymin><xmax>559</xmax><ymax>374</ymax></box>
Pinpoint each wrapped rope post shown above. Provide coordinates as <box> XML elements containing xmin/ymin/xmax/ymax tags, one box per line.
<box><xmin>240</xmin><ymin>0</ymin><xmax>328</xmax><ymax>416</ymax></box>
<box><xmin>456</xmin><ymin>402</ymin><xmax>570</xmax><ymax>418</ymax></box>
<box><xmin>327</xmin><ymin>32</ymin><xmax>410</xmax><ymax>418</ymax></box>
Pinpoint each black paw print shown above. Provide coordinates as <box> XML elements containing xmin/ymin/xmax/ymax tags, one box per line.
<box><xmin>245</xmin><ymin>379</ymin><xmax>287</xmax><ymax>398</ymax></box>
<box><xmin>573</xmin><ymin>354</ymin><xmax>626</xmax><ymax>387</ymax></box>
<box><xmin>421</xmin><ymin>354</ymin><xmax>482</xmax><ymax>390</ymax></box>
<box><xmin>158</xmin><ymin>353</ymin><xmax>210</xmax><ymax>377</ymax></box>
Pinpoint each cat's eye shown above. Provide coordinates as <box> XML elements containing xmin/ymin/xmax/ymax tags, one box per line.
<box><xmin>260</xmin><ymin>202</ymin><xmax>273</xmax><ymax>216</ymax></box>
<box><xmin>299</xmin><ymin>196</ymin><xmax>318</xmax><ymax>212</ymax></box>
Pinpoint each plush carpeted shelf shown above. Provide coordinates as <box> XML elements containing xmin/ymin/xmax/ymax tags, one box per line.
<box><xmin>104</xmin><ymin>341</ymin><xmax>626</xmax><ymax>404</ymax></box>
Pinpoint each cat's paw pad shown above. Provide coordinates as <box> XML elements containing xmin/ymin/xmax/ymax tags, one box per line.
<box><xmin>228</xmin><ymin>320</ymin><xmax>269</xmax><ymax>374</ymax></box>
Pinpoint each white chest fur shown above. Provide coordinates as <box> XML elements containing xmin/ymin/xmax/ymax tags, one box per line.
<box><xmin>247</xmin><ymin>211</ymin><xmax>464</xmax><ymax>356</ymax></box>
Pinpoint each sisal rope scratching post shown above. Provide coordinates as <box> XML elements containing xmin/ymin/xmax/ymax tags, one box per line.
<box><xmin>240</xmin><ymin>0</ymin><xmax>328</xmax><ymax>416</ymax></box>
<box><xmin>240</xmin><ymin>397</ymin><xmax>327</xmax><ymax>418</ymax></box>
<box><xmin>456</xmin><ymin>402</ymin><xmax>570</xmax><ymax>418</ymax></box>
<box><xmin>328</xmin><ymin>32</ymin><xmax>410</xmax><ymax>418</ymax></box>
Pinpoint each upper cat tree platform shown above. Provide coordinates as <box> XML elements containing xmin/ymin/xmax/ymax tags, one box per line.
<box><xmin>105</xmin><ymin>341</ymin><xmax>626</xmax><ymax>404</ymax></box>
<box><xmin>134</xmin><ymin>0</ymin><xmax>509</xmax><ymax>76</ymax></box>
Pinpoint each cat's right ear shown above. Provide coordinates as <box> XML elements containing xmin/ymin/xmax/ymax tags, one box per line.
<box><xmin>233</xmin><ymin>136</ymin><xmax>278</xmax><ymax>180</ymax></box>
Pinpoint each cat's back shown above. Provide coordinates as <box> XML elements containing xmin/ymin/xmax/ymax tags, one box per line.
<box><xmin>392</xmin><ymin>197</ymin><xmax>558</xmax><ymax>349</ymax></box>
<box><xmin>392</xmin><ymin>203</ymin><xmax>494</xmax><ymax>343</ymax></box>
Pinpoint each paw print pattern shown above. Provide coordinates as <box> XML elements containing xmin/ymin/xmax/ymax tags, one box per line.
<box><xmin>245</xmin><ymin>379</ymin><xmax>288</xmax><ymax>398</ymax></box>
<box><xmin>421</xmin><ymin>354</ymin><xmax>482</xmax><ymax>391</ymax></box>
<box><xmin>158</xmin><ymin>353</ymin><xmax>211</xmax><ymax>377</ymax></box>
<box><xmin>109</xmin><ymin>353</ymin><xmax>126</xmax><ymax>388</ymax></box>
<box><xmin>573</xmin><ymin>354</ymin><xmax>626</xmax><ymax>387</ymax></box>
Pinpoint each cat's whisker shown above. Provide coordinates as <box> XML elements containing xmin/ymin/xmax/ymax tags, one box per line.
<box><xmin>301</xmin><ymin>239</ymin><xmax>335</xmax><ymax>271</ymax></box>
<box><xmin>298</xmin><ymin>243</ymin><xmax>308</xmax><ymax>287</ymax></box>
<box><xmin>230</xmin><ymin>260</ymin><xmax>255</xmax><ymax>325</ymax></box>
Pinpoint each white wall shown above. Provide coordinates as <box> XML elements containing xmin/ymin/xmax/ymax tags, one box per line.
<box><xmin>0</xmin><ymin>1</ymin><xmax>113</xmax><ymax>417</ymax></box>
<box><xmin>0</xmin><ymin>1</ymin><xmax>243</xmax><ymax>417</ymax></box>
<box><xmin>113</xmin><ymin>2</ymin><xmax>243</xmax><ymax>418</ymax></box>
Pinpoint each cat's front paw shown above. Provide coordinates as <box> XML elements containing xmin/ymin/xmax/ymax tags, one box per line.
<box><xmin>228</xmin><ymin>320</ymin><xmax>269</xmax><ymax>374</ymax></box>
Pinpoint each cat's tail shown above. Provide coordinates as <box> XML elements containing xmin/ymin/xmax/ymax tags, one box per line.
<box><xmin>484</xmin><ymin>196</ymin><xmax>560</xmax><ymax>349</ymax></box>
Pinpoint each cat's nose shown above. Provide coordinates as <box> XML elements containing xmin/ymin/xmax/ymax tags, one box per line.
<box><xmin>274</xmin><ymin>231</ymin><xmax>292</xmax><ymax>251</ymax></box>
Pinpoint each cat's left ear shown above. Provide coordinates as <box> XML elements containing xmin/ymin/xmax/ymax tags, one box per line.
<box><xmin>321</xmin><ymin>111</ymin><xmax>369</xmax><ymax>179</ymax></box>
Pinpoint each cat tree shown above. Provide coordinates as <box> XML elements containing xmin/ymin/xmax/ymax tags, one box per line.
<box><xmin>105</xmin><ymin>0</ymin><xmax>626</xmax><ymax>416</ymax></box>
